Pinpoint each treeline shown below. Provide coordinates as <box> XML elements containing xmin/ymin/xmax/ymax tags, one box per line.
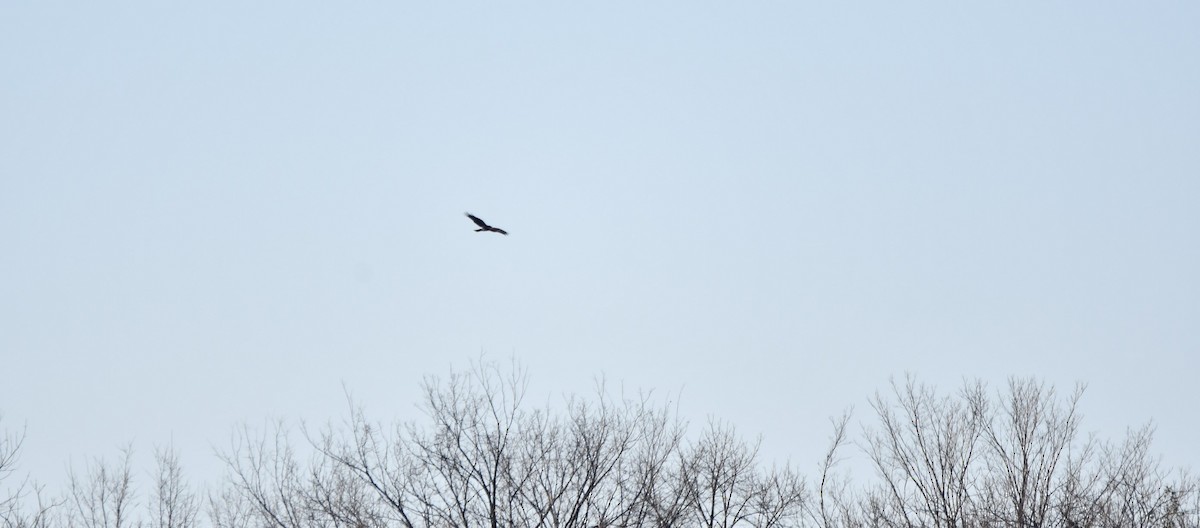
<box><xmin>2</xmin><ymin>362</ymin><xmax>1197</xmax><ymax>527</ymax></box>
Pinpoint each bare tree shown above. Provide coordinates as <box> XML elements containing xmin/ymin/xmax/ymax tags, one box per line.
<box><xmin>747</xmin><ymin>464</ymin><xmax>807</xmax><ymax>528</ymax></box>
<box><xmin>807</xmin><ymin>412</ymin><xmax>855</xmax><ymax>528</ymax></box>
<box><xmin>65</xmin><ymin>446</ymin><xmax>141</xmax><ymax>528</ymax></box>
<box><xmin>206</xmin><ymin>486</ymin><xmax>255</xmax><ymax>528</ymax></box>
<box><xmin>862</xmin><ymin>376</ymin><xmax>985</xmax><ymax>528</ymax></box>
<box><xmin>1</xmin><ymin>418</ymin><xmax>25</xmax><ymax>525</ymax></box>
<box><xmin>607</xmin><ymin>393</ymin><xmax>688</xmax><ymax>528</ymax></box>
<box><xmin>309</xmin><ymin>398</ymin><xmax>425</xmax><ymax>527</ymax></box>
<box><xmin>300</xmin><ymin>442</ymin><xmax>387</xmax><ymax>528</ymax></box>
<box><xmin>680</xmin><ymin>422</ymin><xmax>806</xmax><ymax>528</ymax></box>
<box><xmin>1084</xmin><ymin>425</ymin><xmax>1199</xmax><ymax>528</ymax></box>
<box><xmin>9</xmin><ymin>367</ymin><xmax>1200</xmax><ymax>528</ymax></box>
<box><xmin>514</xmin><ymin>382</ymin><xmax>685</xmax><ymax>528</ymax></box>
<box><xmin>685</xmin><ymin>422</ymin><xmax>764</xmax><ymax>528</ymax></box>
<box><xmin>217</xmin><ymin>422</ymin><xmax>314</xmax><ymax>528</ymax></box>
<box><xmin>404</xmin><ymin>361</ymin><xmax>531</xmax><ymax>528</ymax></box>
<box><xmin>0</xmin><ymin>418</ymin><xmax>60</xmax><ymax>528</ymax></box>
<box><xmin>970</xmin><ymin>378</ymin><xmax>1083</xmax><ymax>527</ymax></box>
<box><xmin>295</xmin><ymin>361</ymin><xmax>797</xmax><ymax>528</ymax></box>
<box><xmin>148</xmin><ymin>446</ymin><xmax>198</xmax><ymax>528</ymax></box>
<box><xmin>851</xmin><ymin>375</ymin><xmax>1200</xmax><ymax>528</ymax></box>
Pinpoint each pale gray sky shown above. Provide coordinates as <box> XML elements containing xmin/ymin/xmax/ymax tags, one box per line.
<box><xmin>2</xmin><ymin>2</ymin><xmax>1198</xmax><ymax>489</ymax></box>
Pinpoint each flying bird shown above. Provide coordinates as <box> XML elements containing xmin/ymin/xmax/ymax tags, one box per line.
<box><xmin>465</xmin><ymin>213</ymin><xmax>508</xmax><ymax>235</ymax></box>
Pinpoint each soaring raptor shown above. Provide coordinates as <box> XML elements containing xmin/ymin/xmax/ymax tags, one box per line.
<box><xmin>465</xmin><ymin>213</ymin><xmax>508</xmax><ymax>235</ymax></box>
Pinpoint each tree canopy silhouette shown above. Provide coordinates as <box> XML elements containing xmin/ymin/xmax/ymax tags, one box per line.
<box><xmin>2</xmin><ymin>363</ymin><xmax>1198</xmax><ymax>528</ymax></box>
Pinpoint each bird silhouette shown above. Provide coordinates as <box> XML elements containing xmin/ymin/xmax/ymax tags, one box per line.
<box><xmin>465</xmin><ymin>213</ymin><xmax>508</xmax><ymax>235</ymax></box>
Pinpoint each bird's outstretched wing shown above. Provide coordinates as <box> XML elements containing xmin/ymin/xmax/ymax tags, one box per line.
<box><xmin>491</xmin><ymin>227</ymin><xmax>508</xmax><ymax>235</ymax></box>
<box><xmin>465</xmin><ymin>213</ymin><xmax>490</xmax><ymax>229</ymax></box>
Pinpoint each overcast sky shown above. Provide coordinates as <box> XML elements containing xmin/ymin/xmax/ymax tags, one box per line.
<box><xmin>2</xmin><ymin>2</ymin><xmax>1198</xmax><ymax>490</ymax></box>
